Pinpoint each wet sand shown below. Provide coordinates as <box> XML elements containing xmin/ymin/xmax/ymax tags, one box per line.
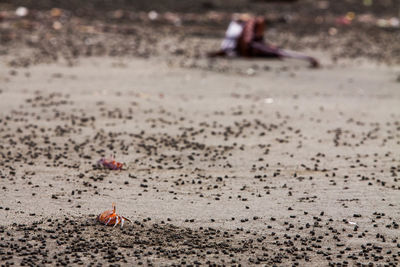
<box><xmin>0</xmin><ymin>55</ymin><xmax>399</xmax><ymax>265</ymax></box>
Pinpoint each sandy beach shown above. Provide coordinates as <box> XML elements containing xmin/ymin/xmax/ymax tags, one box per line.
<box><xmin>1</xmin><ymin>0</ymin><xmax>400</xmax><ymax>266</ymax></box>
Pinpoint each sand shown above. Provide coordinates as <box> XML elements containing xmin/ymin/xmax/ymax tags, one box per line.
<box><xmin>0</xmin><ymin>53</ymin><xmax>399</xmax><ymax>265</ymax></box>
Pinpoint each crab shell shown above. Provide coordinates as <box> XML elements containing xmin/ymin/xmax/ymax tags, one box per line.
<box><xmin>97</xmin><ymin>158</ymin><xmax>124</xmax><ymax>170</ymax></box>
<box><xmin>97</xmin><ymin>203</ymin><xmax>131</xmax><ymax>227</ymax></box>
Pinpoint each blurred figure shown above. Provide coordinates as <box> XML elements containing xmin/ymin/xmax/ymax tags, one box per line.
<box><xmin>209</xmin><ymin>14</ymin><xmax>319</xmax><ymax>68</ymax></box>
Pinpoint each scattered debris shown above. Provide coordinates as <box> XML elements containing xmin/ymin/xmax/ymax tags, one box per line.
<box><xmin>15</xmin><ymin>6</ymin><xmax>28</xmax><ymax>17</ymax></box>
<box><xmin>376</xmin><ymin>17</ymin><xmax>400</xmax><ymax>28</ymax></box>
<box><xmin>148</xmin><ymin>10</ymin><xmax>158</xmax><ymax>20</ymax></box>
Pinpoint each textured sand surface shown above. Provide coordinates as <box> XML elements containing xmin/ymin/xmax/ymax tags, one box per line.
<box><xmin>0</xmin><ymin>56</ymin><xmax>399</xmax><ymax>265</ymax></box>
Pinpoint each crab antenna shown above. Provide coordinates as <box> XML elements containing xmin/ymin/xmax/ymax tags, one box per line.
<box><xmin>112</xmin><ymin>202</ymin><xmax>116</xmax><ymax>213</ymax></box>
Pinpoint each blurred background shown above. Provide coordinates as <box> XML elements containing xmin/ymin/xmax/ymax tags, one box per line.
<box><xmin>1</xmin><ymin>0</ymin><xmax>399</xmax><ymax>67</ymax></box>
<box><xmin>2</xmin><ymin>0</ymin><xmax>399</xmax><ymax>15</ymax></box>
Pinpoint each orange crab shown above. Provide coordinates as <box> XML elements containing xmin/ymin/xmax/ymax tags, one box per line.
<box><xmin>97</xmin><ymin>203</ymin><xmax>131</xmax><ymax>227</ymax></box>
<box><xmin>97</xmin><ymin>157</ymin><xmax>124</xmax><ymax>170</ymax></box>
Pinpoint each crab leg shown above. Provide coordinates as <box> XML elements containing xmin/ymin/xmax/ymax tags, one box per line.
<box><xmin>122</xmin><ymin>216</ymin><xmax>131</xmax><ymax>224</ymax></box>
<box><xmin>113</xmin><ymin>215</ymin><xmax>120</xmax><ymax>227</ymax></box>
<box><xmin>105</xmin><ymin>216</ymin><xmax>113</xmax><ymax>226</ymax></box>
